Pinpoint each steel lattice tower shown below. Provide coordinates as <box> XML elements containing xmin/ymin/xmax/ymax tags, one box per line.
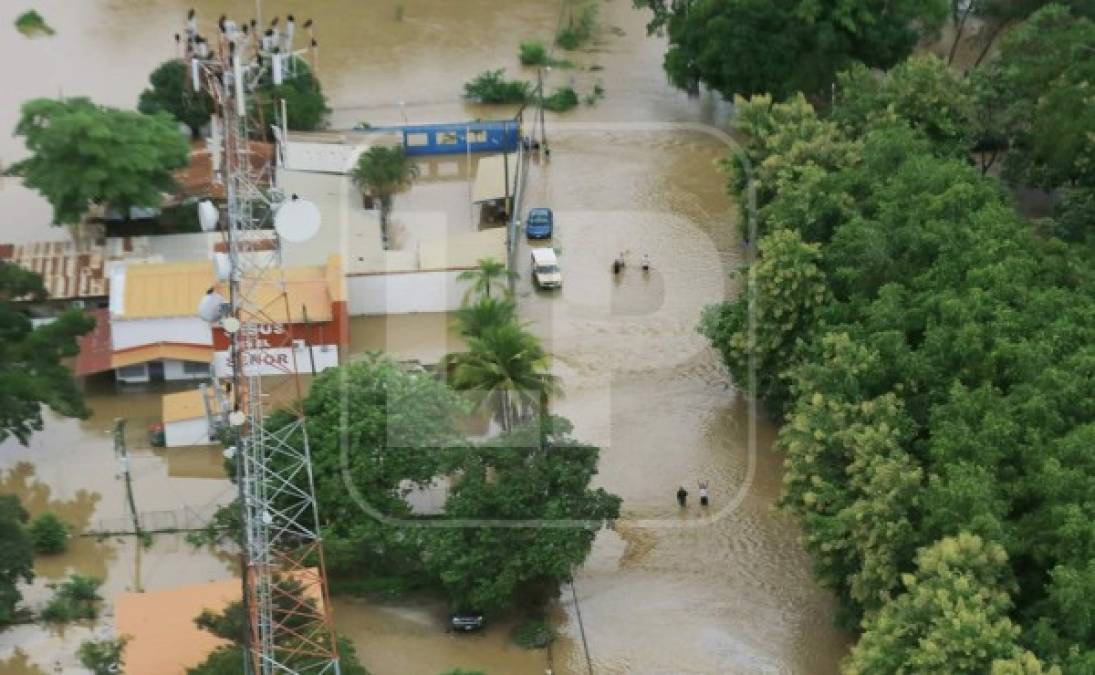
<box><xmin>187</xmin><ymin>15</ymin><xmax>341</xmax><ymax>675</ymax></box>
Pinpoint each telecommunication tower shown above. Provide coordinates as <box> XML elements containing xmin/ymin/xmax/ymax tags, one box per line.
<box><xmin>185</xmin><ymin>10</ymin><xmax>341</xmax><ymax>675</ymax></box>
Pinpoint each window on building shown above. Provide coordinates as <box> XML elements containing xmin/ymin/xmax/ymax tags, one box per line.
<box><xmin>406</xmin><ymin>132</ymin><xmax>429</xmax><ymax>146</ymax></box>
<box><xmin>182</xmin><ymin>361</ymin><xmax>210</xmax><ymax>376</ymax></box>
<box><xmin>468</xmin><ymin>130</ymin><xmax>487</xmax><ymax>144</ymax></box>
<box><xmin>438</xmin><ymin>132</ymin><xmax>460</xmax><ymax>145</ymax></box>
<box><xmin>117</xmin><ymin>364</ymin><xmax>148</xmax><ymax>380</ymax></box>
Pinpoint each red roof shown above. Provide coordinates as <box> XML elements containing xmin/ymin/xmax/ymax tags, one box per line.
<box><xmin>74</xmin><ymin>308</ymin><xmax>112</xmax><ymax>376</ymax></box>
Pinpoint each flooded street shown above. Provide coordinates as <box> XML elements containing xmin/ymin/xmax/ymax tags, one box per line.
<box><xmin>0</xmin><ymin>0</ymin><xmax>846</xmax><ymax>673</ymax></box>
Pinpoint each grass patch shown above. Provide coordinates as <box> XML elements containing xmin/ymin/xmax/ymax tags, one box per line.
<box><xmin>41</xmin><ymin>575</ymin><xmax>102</xmax><ymax>623</ymax></box>
<box><xmin>540</xmin><ymin>86</ymin><xmax>580</xmax><ymax>112</ymax></box>
<box><xmin>463</xmin><ymin>69</ymin><xmax>532</xmax><ymax>104</ymax></box>
<box><xmin>15</xmin><ymin>10</ymin><xmax>54</xmax><ymax>37</ymax></box>
<box><xmin>555</xmin><ymin>2</ymin><xmax>597</xmax><ymax>50</ymax></box>
<box><xmin>511</xmin><ymin>618</ymin><xmax>556</xmax><ymax>649</ymax></box>
<box><xmin>520</xmin><ymin>41</ymin><xmax>550</xmax><ymax>66</ymax></box>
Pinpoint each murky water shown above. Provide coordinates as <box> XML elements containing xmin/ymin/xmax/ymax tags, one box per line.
<box><xmin>0</xmin><ymin>0</ymin><xmax>845</xmax><ymax>673</ymax></box>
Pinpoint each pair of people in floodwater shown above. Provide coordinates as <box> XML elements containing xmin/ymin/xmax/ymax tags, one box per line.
<box><xmin>613</xmin><ymin>252</ymin><xmax>651</xmax><ymax>275</ymax></box>
<box><xmin>676</xmin><ymin>481</ymin><xmax>709</xmax><ymax>508</ymax></box>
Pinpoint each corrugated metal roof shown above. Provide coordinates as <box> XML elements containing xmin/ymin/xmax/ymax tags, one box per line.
<box><xmin>0</xmin><ymin>240</ymin><xmax>109</xmax><ymax>300</ymax></box>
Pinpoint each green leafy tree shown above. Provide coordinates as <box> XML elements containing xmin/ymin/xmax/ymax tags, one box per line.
<box><xmin>256</xmin><ymin>56</ymin><xmax>330</xmax><ymax>132</ymax></box>
<box><xmin>0</xmin><ymin>496</ymin><xmax>33</xmax><ymax>624</ymax></box>
<box><xmin>454</xmin><ymin>297</ymin><xmax>517</xmax><ymax>338</ymax></box>
<box><xmin>975</xmin><ymin>5</ymin><xmax>1095</xmax><ymax>189</ymax></box>
<box><xmin>462</xmin><ymin>70</ymin><xmax>532</xmax><ymax>104</ymax></box>
<box><xmin>449</xmin><ymin>322</ymin><xmax>560</xmax><ymax>431</ymax></box>
<box><xmin>293</xmin><ymin>354</ymin><xmax>465</xmax><ymax>575</ymax></box>
<box><xmin>834</xmin><ymin>55</ymin><xmax>976</xmax><ymax>158</ymax></box>
<box><xmin>77</xmin><ymin>637</ymin><xmax>128</xmax><ymax>675</ymax></box>
<box><xmin>41</xmin><ymin>574</ymin><xmax>102</xmax><ymax>622</ymax></box>
<box><xmin>633</xmin><ymin>0</ymin><xmax>949</xmax><ymax>99</ymax></box>
<box><xmin>457</xmin><ymin>258</ymin><xmax>515</xmax><ymax>303</ymax></box>
<box><xmin>844</xmin><ymin>534</ymin><xmax>1028</xmax><ymax>674</ymax></box>
<box><xmin>420</xmin><ymin>417</ymin><xmax>620</xmax><ymax>612</ymax></box>
<box><xmin>11</xmin><ymin>97</ymin><xmax>189</xmax><ymax>225</ymax></box>
<box><xmin>701</xmin><ymin>228</ymin><xmax>829</xmax><ymax>414</ymax></box>
<box><xmin>0</xmin><ymin>262</ymin><xmax>96</xmax><ymax>444</ymax></box>
<box><xmin>138</xmin><ymin>59</ymin><xmax>215</xmax><ymax>138</ymax></box>
<box><xmin>350</xmin><ymin>145</ymin><xmax>420</xmax><ymax>248</ymax></box>
<box><xmin>188</xmin><ymin>581</ymin><xmax>370</xmax><ymax>675</ymax></box>
<box><xmin>28</xmin><ymin>512</ymin><xmax>69</xmax><ymax>554</ymax></box>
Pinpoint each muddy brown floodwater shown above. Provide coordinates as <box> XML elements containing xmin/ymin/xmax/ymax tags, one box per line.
<box><xmin>0</xmin><ymin>0</ymin><xmax>848</xmax><ymax>673</ymax></box>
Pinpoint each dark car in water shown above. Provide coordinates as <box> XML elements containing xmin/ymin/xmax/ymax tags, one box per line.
<box><xmin>525</xmin><ymin>207</ymin><xmax>553</xmax><ymax>239</ymax></box>
<box><xmin>450</xmin><ymin>611</ymin><xmax>485</xmax><ymax>632</ymax></box>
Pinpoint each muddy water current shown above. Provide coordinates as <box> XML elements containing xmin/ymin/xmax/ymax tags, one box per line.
<box><xmin>1</xmin><ymin>0</ymin><xmax>846</xmax><ymax>672</ymax></box>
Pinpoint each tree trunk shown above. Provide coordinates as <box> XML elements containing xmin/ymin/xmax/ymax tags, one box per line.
<box><xmin>974</xmin><ymin>19</ymin><xmax>1011</xmax><ymax>68</ymax></box>
<box><xmin>379</xmin><ymin>194</ymin><xmax>392</xmax><ymax>249</ymax></box>
<box><xmin>948</xmin><ymin>3</ymin><xmax>975</xmax><ymax>66</ymax></box>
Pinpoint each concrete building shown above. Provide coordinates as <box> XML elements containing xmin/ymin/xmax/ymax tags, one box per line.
<box><xmin>75</xmin><ymin>256</ymin><xmax>348</xmax><ymax>383</ymax></box>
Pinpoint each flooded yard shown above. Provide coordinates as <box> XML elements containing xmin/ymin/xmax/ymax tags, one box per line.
<box><xmin>0</xmin><ymin>0</ymin><xmax>846</xmax><ymax>673</ymax></box>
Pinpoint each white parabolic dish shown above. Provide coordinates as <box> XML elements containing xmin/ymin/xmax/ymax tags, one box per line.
<box><xmin>274</xmin><ymin>196</ymin><xmax>321</xmax><ymax>243</ymax></box>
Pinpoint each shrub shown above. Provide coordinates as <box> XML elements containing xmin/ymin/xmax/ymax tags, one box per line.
<box><xmin>540</xmin><ymin>86</ymin><xmax>580</xmax><ymax>112</ymax></box>
<box><xmin>41</xmin><ymin>575</ymin><xmax>102</xmax><ymax>623</ymax></box>
<box><xmin>77</xmin><ymin>637</ymin><xmax>128</xmax><ymax>675</ymax></box>
<box><xmin>511</xmin><ymin>618</ymin><xmax>556</xmax><ymax>649</ymax></box>
<box><xmin>555</xmin><ymin>3</ymin><xmax>597</xmax><ymax>50</ymax></box>
<box><xmin>15</xmin><ymin>11</ymin><xmax>54</xmax><ymax>37</ymax></box>
<box><xmin>463</xmin><ymin>70</ymin><xmax>532</xmax><ymax>104</ymax></box>
<box><xmin>519</xmin><ymin>41</ymin><xmax>550</xmax><ymax>66</ymax></box>
<box><xmin>28</xmin><ymin>512</ymin><xmax>69</xmax><ymax>554</ymax></box>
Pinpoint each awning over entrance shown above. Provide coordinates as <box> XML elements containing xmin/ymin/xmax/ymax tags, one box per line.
<box><xmin>471</xmin><ymin>153</ymin><xmax>518</xmax><ymax>204</ymax></box>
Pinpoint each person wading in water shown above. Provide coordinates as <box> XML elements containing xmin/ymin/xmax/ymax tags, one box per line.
<box><xmin>676</xmin><ymin>485</ymin><xmax>688</xmax><ymax>508</ymax></box>
<box><xmin>698</xmin><ymin>481</ymin><xmax>709</xmax><ymax>507</ymax></box>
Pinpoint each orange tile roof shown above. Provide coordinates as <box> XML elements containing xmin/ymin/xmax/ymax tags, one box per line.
<box><xmin>111</xmin><ymin>343</ymin><xmax>214</xmax><ymax>369</ymax></box>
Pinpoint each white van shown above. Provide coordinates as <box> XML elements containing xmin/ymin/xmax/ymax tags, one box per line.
<box><xmin>530</xmin><ymin>248</ymin><xmax>562</xmax><ymax>290</ymax></box>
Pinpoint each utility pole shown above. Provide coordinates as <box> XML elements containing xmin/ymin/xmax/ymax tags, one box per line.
<box><xmin>113</xmin><ymin>418</ymin><xmax>141</xmax><ymax>536</ymax></box>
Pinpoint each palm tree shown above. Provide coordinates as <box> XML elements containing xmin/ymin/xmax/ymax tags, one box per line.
<box><xmin>454</xmin><ymin>297</ymin><xmax>517</xmax><ymax>339</ymax></box>
<box><xmin>350</xmin><ymin>145</ymin><xmax>420</xmax><ymax>249</ymax></box>
<box><xmin>450</xmin><ymin>322</ymin><xmax>560</xmax><ymax>431</ymax></box>
<box><xmin>458</xmin><ymin>258</ymin><xmax>516</xmax><ymax>304</ymax></box>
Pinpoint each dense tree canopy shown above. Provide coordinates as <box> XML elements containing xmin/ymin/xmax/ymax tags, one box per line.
<box><xmin>633</xmin><ymin>0</ymin><xmax>949</xmax><ymax>98</ymax></box>
<box><xmin>257</xmin><ymin>56</ymin><xmax>330</xmax><ymax>132</ymax></box>
<box><xmin>11</xmin><ymin>97</ymin><xmax>189</xmax><ymax>224</ymax></box>
<box><xmin>0</xmin><ymin>496</ymin><xmax>33</xmax><ymax>625</ymax></box>
<box><xmin>138</xmin><ymin>59</ymin><xmax>214</xmax><ymax>137</ymax></box>
<box><xmin>0</xmin><ymin>262</ymin><xmax>95</xmax><ymax>445</ymax></box>
<box><xmin>703</xmin><ymin>77</ymin><xmax>1095</xmax><ymax>669</ymax></box>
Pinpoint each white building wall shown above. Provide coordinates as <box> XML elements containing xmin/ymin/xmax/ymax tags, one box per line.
<box><xmin>347</xmin><ymin>270</ymin><xmax>473</xmax><ymax>316</ymax></box>
<box><xmin>163</xmin><ymin>359</ymin><xmax>212</xmax><ymax>381</ymax></box>
<box><xmin>165</xmin><ymin>416</ymin><xmax>215</xmax><ymax>448</ymax></box>
<box><xmin>112</xmin><ymin>317</ymin><xmax>212</xmax><ymax>351</ymax></box>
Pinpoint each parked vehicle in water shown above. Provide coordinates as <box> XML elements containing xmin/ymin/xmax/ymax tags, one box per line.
<box><xmin>531</xmin><ymin>247</ymin><xmax>562</xmax><ymax>290</ymax></box>
<box><xmin>450</xmin><ymin>611</ymin><xmax>485</xmax><ymax>632</ymax></box>
<box><xmin>525</xmin><ymin>207</ymin><xmax>554</xmax><ymax>239</ymax></box>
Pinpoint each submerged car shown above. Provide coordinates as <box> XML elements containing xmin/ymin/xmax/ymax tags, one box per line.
<box><xmin>531</xmin><ymin>247</ymin><xmax>562</xmax><ymax>290</ymax></box>
<box><xmin>450</xmin><ymin>611</ymin><xmax>484</xmax><ymax>632</ymax></box>
<box><xmin>525</xmin><ymin>207</ymin><xmax>554</xmax><ymax>239</ymax></box>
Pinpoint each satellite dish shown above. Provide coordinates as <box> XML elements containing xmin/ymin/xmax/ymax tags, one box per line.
<box><xmin>274</xmin><ymin>194</ymin><xmax>321</xmax><ymax>242</ymax></box>
<box><xmin>197</xmin><ymin>289</ymin><xmax>227</xmax><ymax>322</ymax></box>
<box><xmin>197</xmin><ymin>200</ymin><xmax>219</xmax><ymax>231</ymax></box>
